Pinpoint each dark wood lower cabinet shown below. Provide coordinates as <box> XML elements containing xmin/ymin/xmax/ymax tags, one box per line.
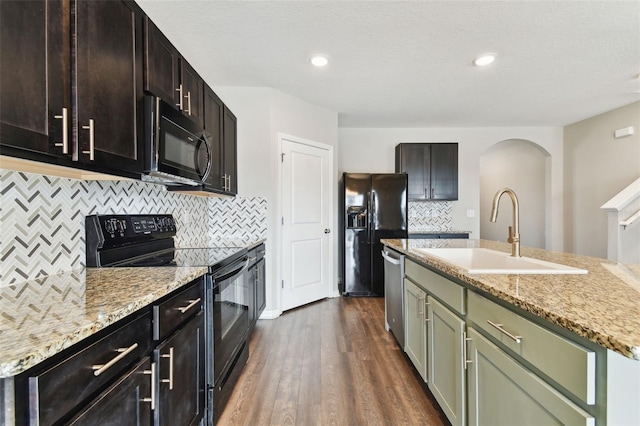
<box><xmin>155</xmin><ymin>311</ymin><xmax>205</xmax><ymax>426</ymax></box>
<box><xmin>67</xmin><ymin>357</ymin><xmax>153</xmax><ymax>426</ymax></box>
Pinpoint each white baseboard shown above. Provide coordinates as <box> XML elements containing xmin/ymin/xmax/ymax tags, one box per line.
<box><xmin>329</xmin><ymin>290</ymin><xmax>341</xmax><ymax>298</ymax></box>
<box><xmin>258</xmin><ymin>309</ymin><xmax>282</xmax><ymax>320</ymax></box>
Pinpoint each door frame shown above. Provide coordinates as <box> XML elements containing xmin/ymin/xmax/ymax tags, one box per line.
<box><xmin>276</xmin><ymin>132</ymin><xmax>335</xmax><ymax>314</ymax></box>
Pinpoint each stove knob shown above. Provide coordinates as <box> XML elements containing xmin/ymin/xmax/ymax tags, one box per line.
<box><xmin>104</xmin><ymin>220</ymin><xmax>115</xmax><ymax>234</ymax></box>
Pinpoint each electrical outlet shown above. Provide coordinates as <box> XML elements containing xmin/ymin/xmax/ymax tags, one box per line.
<box><xmin>467</xmin><ymin>210</ymin><xmax>475</xmax><ymax>218</ymax></box>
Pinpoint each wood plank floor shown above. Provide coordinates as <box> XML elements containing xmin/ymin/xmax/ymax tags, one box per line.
<box><xmin>218</xmin><ymin>297</ymin><xmax>448</xmax><ymax>425</ymax></box>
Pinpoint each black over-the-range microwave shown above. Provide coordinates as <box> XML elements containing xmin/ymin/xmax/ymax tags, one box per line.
<box><xmin>141</xmin><ymin>95</ymin><xmax>212</xmax><ymax>187</ymax></box>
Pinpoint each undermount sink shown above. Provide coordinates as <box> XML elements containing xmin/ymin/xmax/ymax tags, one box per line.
<box><xmin>415</xmin><ymin>247</ymin><xmax>588</xmax><ymax>275</ymax></box>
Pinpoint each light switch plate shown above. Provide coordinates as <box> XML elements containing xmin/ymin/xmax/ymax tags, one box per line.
<box><xmin>467</xmin><ymin>210</ymin><xmax>475</xmax><ymax>218</ymax></box>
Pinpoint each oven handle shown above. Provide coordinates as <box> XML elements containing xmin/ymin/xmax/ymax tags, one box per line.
<box><xmin>212</xmin><ymin>256</ymin><xmax>250</xmax><ymax>282</ymax></box>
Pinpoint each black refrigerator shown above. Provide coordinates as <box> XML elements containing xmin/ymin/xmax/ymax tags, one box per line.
<box><xmin>340</xmin><ymin>173</ymin><xmax>408</xmax><ymax>296</ymax></box>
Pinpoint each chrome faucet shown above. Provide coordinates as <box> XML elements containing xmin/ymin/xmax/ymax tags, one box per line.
<box><xmin>490</xmin><ymin>188</ymin><xmax>520</xmax><ymax>257</ymax></box>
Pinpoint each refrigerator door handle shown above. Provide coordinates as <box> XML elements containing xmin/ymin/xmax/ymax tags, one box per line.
<box><xmin>367</xmin><ymin>191</ymin><xmax>372</xmax><ymax>243</ymax></box>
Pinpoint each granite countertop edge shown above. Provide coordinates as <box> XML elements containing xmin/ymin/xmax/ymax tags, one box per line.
<box><xmin>382</xmin><ymin>238</ymin><xmax>640</xmax><ymax>361</ymax></box>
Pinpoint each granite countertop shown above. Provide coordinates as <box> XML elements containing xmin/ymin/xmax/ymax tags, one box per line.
<box><xmin>382</xmin><ymin>238</ymin><xmax>640</xmax><ymax>361</ymax></box>
<box><xmin>0</xmin><ymin>266</ymin><xmax>208</xmax><ymax>378</ymax></box>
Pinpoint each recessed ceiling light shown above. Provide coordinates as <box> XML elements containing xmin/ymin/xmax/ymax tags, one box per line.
<box><xmin>473</xmin><ymin>53</ymin><xmax>497</xmax><ymax>67</ymax></box>
<box><xmin>310</xmin><ymin>55</ymin><xmax>329</xmax><ymax>67</ymax></box>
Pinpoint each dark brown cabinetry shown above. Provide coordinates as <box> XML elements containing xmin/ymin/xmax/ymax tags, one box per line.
<box><xmin>0</xmin><ymin>0</ymin><xmax>144</xmax><ymax>177</ymax></box>
<box><xmin>248</xmin><ymin>244</ymin><xmax>266</xmax><ymax>330</ymax></box>
<box><xmin>67</xmin><ymin>357</ymin><xmax>153</xmax><ymax>425</ymax></box>
<box><xmin>0</xmin><ymin>0</ymin><xmax>71</xmax><ymax>164</ymax></box>
<box><xmin>155</xmin><ymin>312</ymin><xmax>205</xmax><ymax>426</ymax></box>
<box><xmin>395</xmin><ymin>143</ymin><xmax>458</xmax><ymax>201</ymax></box>
<box><xmin>144</xmin><ymin>18</ymin><xmax>204</xmax><ymax>128</ymax></box>
<box><xmin>153</xmin><ymin>280</ymin><xmax>206</xmax><ymax>426</ymax></box>
<box><xmin>23</xmin><ymin>311</ymin><xmax>152</xmax><ymax>425</ymax></box>
<box><xmin>222</xmin><ymin>106</ymin><xmax>238</xmax><ymax>194</ymax></box>
<box><xmin>203</xmin><ymin>85</ymin><xmax>225</xmax><ymax>193</ymax></box>
<box><xmin>14</xmin><ymin>276</ymin><xmax>205</xmax><ymax>426</ymax></box>
<box><xmin>75</xmin><ymin>0</ymin><xmax>144</xmax><ymax>174</ymax></box>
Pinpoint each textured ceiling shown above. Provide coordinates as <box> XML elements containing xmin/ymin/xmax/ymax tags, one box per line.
<box><xmin>137</xmin><ymin>0</ymin><xmax>640</xmax><ymax>128</ymax></box>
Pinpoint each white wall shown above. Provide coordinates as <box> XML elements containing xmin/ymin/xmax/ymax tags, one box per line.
<box><xmin>338</xmin><ymin>127</ymin><xmax>564</xmax><ymax>250</ymax></box>
<box><xmin>213</xmin><ymin>86</ymin><xmax>339</xmax><ymax>316</ymax></box>
<box><xmin>564</xmin><ymin>101</ymin><xmax>640</xmax><ymax>258</ymax></box>
<box><xmin>480</xmin><ymin>140</ymin><xmax>548</xmax><ymax>249</ymax></box>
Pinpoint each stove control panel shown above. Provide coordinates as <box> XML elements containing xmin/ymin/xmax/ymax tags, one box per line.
<box><xmin>86</xmin><ymin>214</ymin><xmax>176</xmax><ymax>244</ymax></box>
<box><xmin>86</xmin><ymin>214</ymin><xmax>177</xmax><ymax>267</ymax></box>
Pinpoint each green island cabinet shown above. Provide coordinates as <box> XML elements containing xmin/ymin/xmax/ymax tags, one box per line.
<box><xmin>402</xmin><ymin>256</ymin><xmax>640</xmax><ymax>426</ymax></box>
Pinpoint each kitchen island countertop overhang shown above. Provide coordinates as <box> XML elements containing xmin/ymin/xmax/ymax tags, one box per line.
<box><xmin>382</xmin><ymin>238</ymin><xmax>640</xmax><ymax>361</ymax></box>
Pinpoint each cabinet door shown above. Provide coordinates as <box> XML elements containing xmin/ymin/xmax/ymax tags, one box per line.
<box><xmin>427</xmin><ymin>296</ymin><xmax>465</xmax><ymax>426</ymax></box>
<box><xmin>466</xmin><ymin>328</ymin><xmax>595</xmax><ymax>426</ymax></box>
<box><xmin>430</xmin><ymin>143</ymin><xmax>458</xmax><ymax>200</ymax></box>
<box><xmin>256</xmin><ymin>257</ymin><xmax>266</xmax><ymax>318</ymax></box>
<box><xmin>156</xmin><ymin>312</ymin><xmax>206</xmax><ymax>426</ymax></box>
<box><xmin>68</xmin><ymin>357</ymin><xmax>153</xmax><ymax>425</ymax></box>
<box><xmin>180</xmin><ymin>60</ymin><xmax>204</xmax><ymax>128</ymax></box>
<box><xmin>203</xmin><ymin>85</ymin><xmax>224</xmax><ymax>192</ymax></box>
<box><xmin>223</xmin><ymin>106</ymin><xmax>238</xmax><ymax>194</ymax></box>
<box><xmin>144</xmin><ymin>17</ymin><xmax>180</xmax><ymax>108</ymax></box>
<box><xmin>404</xmin><ymin>278</ymin><xmax>427</xmax><ymax>381</ymax></box>
<box><xmin>75</xmin><ymin>0</ymin><xmax>143</xmax><ymax>174</ymax></box>
<box><xmin>396</xmin><ymin>144</ymin><xmax>429</xmax><ymax>200</ymax></box>
<box><xmin>0</xmin><ymin>0</ymin><xmax>72</xmax><ymax>163</ymax></box>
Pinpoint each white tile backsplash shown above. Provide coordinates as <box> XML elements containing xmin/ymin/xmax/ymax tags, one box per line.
<box><xmin>0</xmin><ymin>169</ymin><xmax>266</xmax><ymax>285</ymax></box>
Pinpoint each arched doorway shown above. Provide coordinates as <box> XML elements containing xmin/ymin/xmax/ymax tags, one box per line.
<box><xmin>479</xmin><ymin>139</ymin><xmax>550</xmax><ymax>249</ymax></box>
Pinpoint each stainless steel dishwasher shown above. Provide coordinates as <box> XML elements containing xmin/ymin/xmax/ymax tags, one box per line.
<box><xmin>382</xmin><ymin>248</ymin><xmax>405</xmax><ymax>348</ymax></box>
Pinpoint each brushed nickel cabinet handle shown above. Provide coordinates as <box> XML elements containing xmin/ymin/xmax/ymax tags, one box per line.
<box><xmin>82</xmin><ymin>119</ymin><xmax>95</xmax><ymax>161</ymax></box>
<box><xmin>160</xmin><ymin>347</ymin><xmax>174</xmax><ymax>390</ymax></box>
<box><xmin>176</xmin><ymin>84</ymin><xmax>184</xmax><ymax>110</ymax></box>
<box><xmin>178</xmin><ymin>298</ymin><xmax>201</xmax><ymax>314</ymax></box>
<box><xmin>54</xmin><ymin>107</ymin><xmax>69</xmax><ymax>154</ymax></box>
<box><xmin>463</xmin><ymin>332</ymin><xmax>473</xmax><ymax>369</ymax></box>
<box><xmin>185</xmin><ymin>91</ymin><xmax>191</xmax><ymax>115</ymax></box>
<box><xmin>424</xmin><ymin>301</ymin><xmax>431</xmax><ymax>322</ymax></box>
<box><xmin>143</xmin><ymin>362</ymin><xmax>156</xmax><ymax>410</ymax></box>
<box><xmin>92</xmin><ymin>342</ymin><xmax>138</xmax><ymax>376</ymax></box>
<box><xmin>487</xmin><ymin>320</ymin><xmax>522</xmax><ymax>343</ymax></box>
<box><xmin>418</xmin><ymin>293</ymin><xmax>425</xmax><ymax>316</ymax></box>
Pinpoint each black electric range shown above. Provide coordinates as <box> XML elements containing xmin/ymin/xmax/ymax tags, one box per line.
<box><xmin>85</xmin><ymin>214</ymin><xmax>247</xmax><ymax>270</ymax></box>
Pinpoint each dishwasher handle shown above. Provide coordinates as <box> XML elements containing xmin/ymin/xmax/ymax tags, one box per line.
<box><xmin>381</xmin><ymin>251</ymin><xmax>401</xmax><ymax>265</ymax></box>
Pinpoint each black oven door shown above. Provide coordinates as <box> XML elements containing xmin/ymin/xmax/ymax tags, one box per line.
<box><xmin>211</xmin><ymin>257</ymin><xmax>250</xmax><ymax>382</ymax></box>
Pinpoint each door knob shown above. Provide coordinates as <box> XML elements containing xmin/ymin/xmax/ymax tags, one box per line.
<box><xmin>324</xmin><ymin>229</ymin><xmax>331</xmax><ymax>234</ymax></box>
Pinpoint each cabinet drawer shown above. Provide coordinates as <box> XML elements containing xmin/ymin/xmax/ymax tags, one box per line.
<box><xmin>28</xmin><ymin>311</ymin><xmax>152</xmax><ymax>426</ymax></box>
<box><xmin>467</xmin><ymin>291</ymin><xmax>596</xmax><ymax>405</ymax></box>
<box><xmin>405</xmin><ymin>259</ymin><xmax>465</xmax><ymax>315</ymax></box>
<box><xmin>154</xmin><ymin>278</ymin><xmax>204</xmax><ymax>341</ymax></box>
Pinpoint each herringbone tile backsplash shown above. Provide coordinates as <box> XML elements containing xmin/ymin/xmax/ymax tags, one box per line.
<box><xmin>408</xmin><ymin>201</ymin><xmax>453</xmax><ymax>231</ymax></box>
<box><xmin>0</xmin><ymin>169</ymin><xmax>267</xmax><ymax>285</ymax></box>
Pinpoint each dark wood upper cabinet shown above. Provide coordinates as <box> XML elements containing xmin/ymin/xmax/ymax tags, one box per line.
<box><xmin>223</xmin><ymin>106</ymin><xmax>238</xmax><ymax>194</ymax></box>
<box><xmin>180</xmin><ymin>61</ymin><xmax>205</xmax><ymax>128</ymax></box>
<box><xmin>0</xmin><ymin>0</ymin><xmax>72</xmax><ymax>165</ymax></box>
<box><xmin>396</xmin><ymin>143</ymin><xmax>458</xmax><ymax>201</ymax></box>
<box><xmin>0</xmin><ymin>0</ymin><xmax>144</xmax><ymax>177</ymax></box>
<box><xmin>75</xmin><ymin>0</ymin><xmax>144</xmax><ymax>174</ymax></box>
<box><xmin>144</xmin><ymin>18</ymin><xmax>204</xmax><ymax>128</ymax></box>
<box><xmin>204</xmin><ymin>85</ymin><xmax>224</xmax><ymax>192</ymax></box>
<box><xmin>144</xmin><ymin>17</ymin><xmax>180</xmax><ymax>109</ymax></box>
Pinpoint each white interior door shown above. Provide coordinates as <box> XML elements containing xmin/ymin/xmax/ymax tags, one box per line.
<box><xmin>281</xmin><ymin>135</ymin><xmax>333</xmax><ymax>311</ymax></box>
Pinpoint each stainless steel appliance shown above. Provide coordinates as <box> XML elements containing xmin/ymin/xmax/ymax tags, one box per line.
<box><xmin>142</xmin><ymin>95</ymin><xmax>212</xmax><ymax>186</ymax></box>
<box><xmin>85</xmin><ymin>214</ymin><xmax>250</xmax><ymax>425</ymax></box>
<box><xmin>340</xmin><ymin>173</ymin><xmax>408</xmax><ymax>296</ymax></box>
<box><xmin>382</xmin><ymin>248</ymin><xmax>405</xmax><ymax>348</ymax></box>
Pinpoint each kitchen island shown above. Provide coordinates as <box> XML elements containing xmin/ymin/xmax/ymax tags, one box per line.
<box><xmin>383</xmin><ymin>238</ymin><xmax>640</xmax><ymax>426</ymax></box>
